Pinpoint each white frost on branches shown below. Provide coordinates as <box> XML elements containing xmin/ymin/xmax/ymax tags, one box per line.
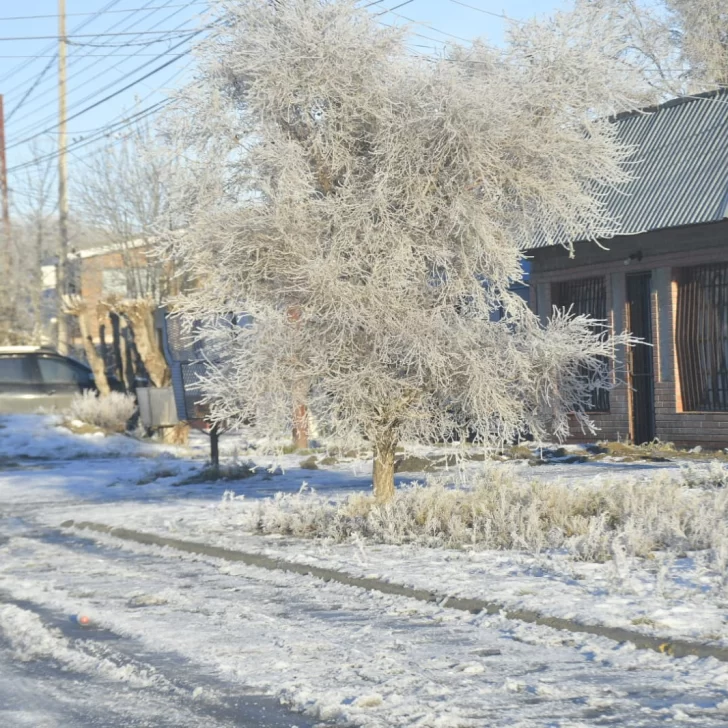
<box><xmin>160</xmin><ymin>0</ymin><xmax>644</xmax><ymax>498</ymax></box>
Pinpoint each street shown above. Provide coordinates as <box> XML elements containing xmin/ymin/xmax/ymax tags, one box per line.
<box><xmin>2</xmin><ymin>418</ymin><xmax>728</xmax><ymax>727</ymax></box>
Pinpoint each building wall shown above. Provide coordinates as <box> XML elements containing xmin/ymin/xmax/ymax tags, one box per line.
<box><xmin>529</xmin><ymin>219</ymin><xmax>728</xmax><ymax>448</ymax></box>
<box><xmin>74</xmin><ymin>248</ymin><xmax>151</xmax><ymax>342</ymax></box>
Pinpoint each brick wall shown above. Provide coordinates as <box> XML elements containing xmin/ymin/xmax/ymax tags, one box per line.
<box><xmin>74</xmin><ymin>248</ymin><xmax>150</xmax><ymax>342</ymax></box>
<box><xmin>529</xmin><ymin>219</ymin><xmax>728</xmax><ymax>448</ymax></box>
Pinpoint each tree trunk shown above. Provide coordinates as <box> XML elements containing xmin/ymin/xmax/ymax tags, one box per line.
<box><xmin>121</xmin><ymin>301</ymin><xmax>170</xmax><ymax>388</ymax></box>
<box><xmin>292</xmin><ymin>401</ymin><xmax>309</xmax><ymax>449</ymax></box>
<box><xmin>121</xmin><ymin>324</ymin><xmax>136</xmax><ymax>392</ymax></box>
<box><xmin>110</xmin><ymin>311</ymin><xmax>125</xmax><ymax>386</ymax></box>
<box><xmin>287</xmin><ymin>305</ymin><xmax>309</xmax><ymax>449</ymax></box>
<box><xmin>372</xmin><ymin>436</ymin><xmax>397</xmax><ymax>502</ymax></box>
<box><xmin>77</xmin><ymin>310</ymin><xmax>111</xmax><ymax>396</ymax></box>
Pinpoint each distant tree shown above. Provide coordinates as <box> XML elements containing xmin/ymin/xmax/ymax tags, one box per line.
<box><xmin>161</xmin><ymin>0</ymin><xmax>644</xmax><ymax>500</ymax></box>
<box><xmin>597</xmin><ymin>0</ymin><xmax>728</xmax><ymax>95</ymax></box>
<box><xmin>1</xmin><ymin>139</ymin><xmax>57</xmax><ymax>346</ymax></box>
<box><xmin>77</xmin><ymin>124</ymin><xmax>179</xmax><ymax>390</ymax></box>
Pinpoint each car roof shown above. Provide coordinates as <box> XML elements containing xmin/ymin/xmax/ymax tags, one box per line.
<box><xmin>0</xmin><ymin>347</ymin><xmax>91</xmax><ymax>371</ymax></box>
<box><xmin>0</xmin><ymin>346</ymin><xmax>58</xmax><ymax>354</ymax></box>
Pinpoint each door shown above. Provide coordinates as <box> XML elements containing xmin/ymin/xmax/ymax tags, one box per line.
<box><xmin>627</xmin><ymin>273</ymin><xmax>655</xmax><ymax>444</ymax></box>
<box><xmin>36</xmin><ymin>355</ymin><xmax>95</xmax><ymax>411</ymax></box>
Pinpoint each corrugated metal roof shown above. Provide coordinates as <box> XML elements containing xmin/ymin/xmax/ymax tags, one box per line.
<box><xmin>528</xmin><ymin>88</ymin><xmax>728</xmax><ymax>250</ymax></box>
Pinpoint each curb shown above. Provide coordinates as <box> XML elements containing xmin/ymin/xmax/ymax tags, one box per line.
<box><xmin>62</xmin><ymin>519</ymin><xmax>728</xmax><ymax>663</ymax></box>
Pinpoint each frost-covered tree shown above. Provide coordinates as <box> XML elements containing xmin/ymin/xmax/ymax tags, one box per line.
<box><xmin>596</xmin><ymin>0</ymin><xmax>728</xmax><ymax>94</ymax></box>
<box><xmin>161</xmin><ymin>0</ymin><xmax>645</xmax><ymax>500</ymax></box>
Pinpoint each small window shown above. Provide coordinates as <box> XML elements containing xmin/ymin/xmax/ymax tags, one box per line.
<box><xmin>0</xmin><ymin>357</ymin><xmax>32</xmax><ymax>384</ymax></box>
<box><xmin>37</xmin><ymin>357</ymin><xmax>89</xmax><ymax>385</ymax></box>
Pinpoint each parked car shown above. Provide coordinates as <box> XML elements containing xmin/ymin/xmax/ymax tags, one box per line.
<box><xmin>0</xmin><ymin>346</ymin><xmax>97</xmax><ymax>414</ymax></box>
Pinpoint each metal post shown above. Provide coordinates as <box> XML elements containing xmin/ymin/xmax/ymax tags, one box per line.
<box><xmin>56</xmin><ymin>0</ymin><xmax>69</xmax><ymax>354</ymax></box>
<box><xmin>209</xmin><ymin>423</ymin><xmax>220</xmax><ymax>473</ymax></box>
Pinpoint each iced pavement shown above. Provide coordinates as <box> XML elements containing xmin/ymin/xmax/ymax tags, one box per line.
<box><xmin>0</xmin><ymin>570</ymin><xmax>315</xmax><ymax>728</ymax></box>
<box><xmin>3</xmin><ymin>415</ymin><xmax>728</xmax><ymax>726</ymax></box>
<box><xmin>3</xmin><ymin>515</ymin><xmax>728</xmax><ymax>727</ymax></box>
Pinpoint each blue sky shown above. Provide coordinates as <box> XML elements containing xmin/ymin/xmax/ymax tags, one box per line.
<box><xmin>0</xmin><ymin>0</ymin><xmax>564</xmax><ymax>212</ymax></box>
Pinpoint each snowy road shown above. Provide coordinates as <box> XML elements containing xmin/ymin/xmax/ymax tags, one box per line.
<box><xmin>3</xmin><ymin>416</ymin><xmax>728</xmax><ymax>727</ymax></box>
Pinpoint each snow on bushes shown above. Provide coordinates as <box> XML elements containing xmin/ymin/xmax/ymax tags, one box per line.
<box><xmin>244</xmin><ymin>468</ymin><xmax>728</xmax><ymax>564</ymax></box>
<box><xmin>66</xmin><ymin>391</ymin><xmax>137</xmax><ymax>433</ymax></box>
<box><xmin>680</xmin><ymin>460</ymin><xmax>728</xmax><ymax>489</ymax></box>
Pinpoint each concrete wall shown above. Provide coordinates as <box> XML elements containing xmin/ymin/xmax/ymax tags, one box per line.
<box><xmin>528</xmin><ymin>219</ymin><xmax>728</xmax><ymax>448</ymax></box>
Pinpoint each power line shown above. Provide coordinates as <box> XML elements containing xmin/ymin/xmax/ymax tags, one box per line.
<box><xmin>0</xmin><ymin>29</ymin><xmax>206</xmax><ymax>42</ymax></box>
<box><xmin>7</xmin><ymin>16</ymin><xmax>217</xmax><ymax>152</ymax></box>
<box><xmin>5</xmin><ymin>0</ymin><xmax>195</xmax><ymax>127</ymax></box>
<box><xmin>0</xmin><ymin>53</ymin><xmax>191</xmax><ymax>58</ymax></box>
<box><xmin>0</xmin><ymin>0</ymin><xmax>124</xmax><ymax>86</ymax></box>
<box><xmin>379</xmin><ymin>11</ymin><xmax>472</xmax><ymax>44</ymax></box>
<box><xmin>7</xmin><ymin>48</ymin><xmax>192</xmax><ymax>152</ymax></box>
<box><xmin>374</xmin><ymin>0</ymin><xmax>414</xmax><ymax>15</ymax></box>
<box><xmin>68</xmin><ymin>32</ymin><xmax>199</xmax><ymax>48</ymax></box>
<box><xmin>10</xmin><ymin>34</ymin><xmax>196</xmax><ymax>140</ymax></box>
<box><xmin>8</xmin><ymin>5</ymin><xmax>201</xmax><ymax>135</ymax></box>
<box><xmin>0</xmin><ymin>3</ymin><xmax>208</xmax><ymax>21</ymax></box>
<box><xmin>8</xmin><ymin>99</ymin><xmax>170</xmax><ymax>174</ymax></box>
<box><xmin>6</xmin><ymin>0</ymin><xmax>161</xmax><ymax>126</ymax></box>
<box><xmin>9</xmin><ymin>55</ymin><xmax>199</xmax><ymax>175</ymax></box>
<box><xmin>6</xmin><ymin>57</ymin><xmax>57</xmax><ymax>122</ymax></box>
<box><xmin>2</xmin><ymin>0</ymin><xmax>153</xmax><ymax>100</ymax></box>
<box><xmin>446</xmin><ymin>0</ymin><xmax>523</xmax><ymax>23</ymax></box>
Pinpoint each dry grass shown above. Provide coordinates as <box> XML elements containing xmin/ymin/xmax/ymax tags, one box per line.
<box><xmin>246</xmin><ymin>467</ymin><xmax>728</xmax><ymax>563</ymax></box>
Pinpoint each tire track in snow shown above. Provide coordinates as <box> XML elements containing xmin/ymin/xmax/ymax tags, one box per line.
<box><xmin>4</xmin><ymin>526</ymin><xmax>728</xmax><ymax>726</ymax></box>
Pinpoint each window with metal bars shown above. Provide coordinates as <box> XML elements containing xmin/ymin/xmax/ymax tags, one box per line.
<box><xmin>676</xmin><ymin>263</ymin><xmax>728</xmax><ymax>412</ymax></box>
<box><xmin>552</xmin><ymin>276</ymin><xmax>610</xmax><ymax>412</ymax></box>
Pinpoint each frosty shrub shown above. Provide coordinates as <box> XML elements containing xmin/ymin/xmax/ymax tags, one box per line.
<box><xmin>680</xmin><ymin>461</ymin><xmax>728</xmax><ymax>489</ymax></box>
<box><xmin>246</xmin><ymin>470</ymin><xmax>728</xmax><ymax>562</ymax></box>
<box><xmin>67</xmin><ymin>391</ymin><xmax>137</xmax><ymax>433</ymax></box>
<box><xmin>159</xmin><ymin>0</ymin><xmax>649</xmax><ymax>500</ymax></box>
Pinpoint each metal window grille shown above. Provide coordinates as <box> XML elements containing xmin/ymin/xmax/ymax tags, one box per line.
<box><xmin>676</xmin><ymin>263</ymin><xmax>728</xmax><ymax>412</ymax></box>
<box><xmin>552</xmin><ymin>277</ymin><xmax>610</xmax><ymax>412</ymax></box>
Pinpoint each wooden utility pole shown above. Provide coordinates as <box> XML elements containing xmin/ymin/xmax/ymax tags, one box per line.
<box><xmin>0</xmin><ymin>93</ymin><xmax>11</xmax><ymax>335</ymax></box>
<box><xmin>0</xmin><ymin>95</ymin><xmax>9</xmax><ymax>244</ymax></box>
<box><xmin>56</xmin><ymin>0</ymin><xmax>69</xmax><ymax>354</ymax></box>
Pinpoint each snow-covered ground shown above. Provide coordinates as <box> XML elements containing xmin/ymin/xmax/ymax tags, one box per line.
<box><xmin>3</xmin><ymin>414</ymin><xmax>728</xmax><ymax>727</ymax></box>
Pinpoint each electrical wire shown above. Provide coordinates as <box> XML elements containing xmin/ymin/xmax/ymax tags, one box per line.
<box><xmin>446</xmin><ymin>0</ymin><xmax>523</xmax><ymax>23</ymax></box>
<box><xmin>7</xmin><ymin>16</ymin><xmax>219</xmax><ymax>154</ymax></box>
<box><xmin>8</xmin><ymin>3</ymin><xmax>201</xmax><ymax>135</ymax></box>
<box><xmin>8</xmin><ymin>99</ymin><xmax>170</xmax><ymax>174</ymax></box>
<box><xmin>68</xmin><ymin>31</ymin><xmax>199</xmax><ymax>48</ymax></box>
<box><xmin>6</xmin><ymin>47</ymin><xmax>194</xmax><ymax>152</ymax></box>
<box><xmin>6</xmin><ymin>56</ymin><xmax>57</xmax><ymax>122</ymax></box>
<box><xmin>3</xmin><ymin>0</ymin><xmax>187</xmax><ymax>100</ymax></box>
<box><xmin>0</xmin><ymin>53</ymin><xmax>192</xmax><ymax>58</ymax></box>
<box><xmin>0</xmin><ymin>29</ymin><xmax>210</xmax><ymax>42</ymax></box>
<box><xmin>0</xmin><ymin>0</ymin><xmax>124</xmax><ymax>87</ymax></box>
<box><xmin>0</xmin><ymin>3</ymin><xmax>208</xmax><ymax>21</ymax></box>
<box><xmin>9</xmin><ymin>28</ymin><xmax>201</xmax><ymax>140</ymax></box>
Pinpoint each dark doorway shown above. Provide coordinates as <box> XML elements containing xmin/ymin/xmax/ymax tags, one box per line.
<box><xmin>627</xmin><ymin>273</ymin><xmax>655</xmax><ymax>444</ymax></box>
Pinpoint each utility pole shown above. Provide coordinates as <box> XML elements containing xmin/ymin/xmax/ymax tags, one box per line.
<box><xmin>0</xmin><ymin>95</ymin><xmax>9</xmax><ymax>243</ymax></box>
<box><xmin>56</xmin><ymin>0</ymin><xmax>69</xmax><ymax>354</ymax></box>
<box><xmin>0</xmin><ymin>94</ymin><xmax>11</xmax><ymax>335</ymax></box>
